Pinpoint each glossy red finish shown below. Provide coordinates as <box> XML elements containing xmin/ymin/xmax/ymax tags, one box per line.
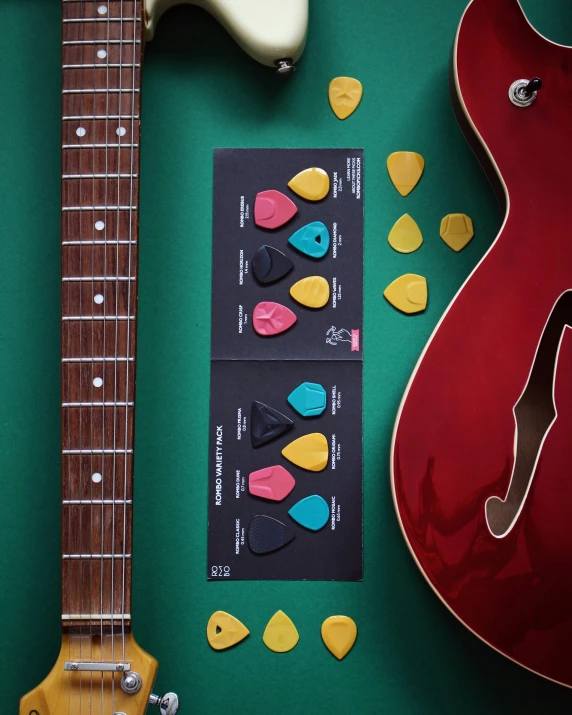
<box><xmin>392</xmin><ymin>0</ymin><xmax>572</xmax><ymax>687</ymax></box>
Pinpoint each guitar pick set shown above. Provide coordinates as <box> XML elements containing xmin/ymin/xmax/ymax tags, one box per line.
<box><xmin>208</xmin><ymin>148</ymin><xmax>364</xmax><ymax>581</ymax></box>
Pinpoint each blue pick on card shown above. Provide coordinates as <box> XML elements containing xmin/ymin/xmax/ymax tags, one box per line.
<box><xmin>288</xmin><ymin>382</ymin><xmax>327</xmax><ymax>417</ymax></box>
<box><xmin>288</xmin><ymin>495</ymin><xmax>329</xmax><ymax>531</ymax></box>
<box><xmin>288</xmin><ymin>222</ymin><xmax>330</xmax><ymax>259</ymax></box>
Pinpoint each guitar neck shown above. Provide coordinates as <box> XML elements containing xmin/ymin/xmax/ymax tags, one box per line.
<box><xmin>61</xmin><ymin>0</ymin><xmax>144</xmax><ymax>631</ymax></box>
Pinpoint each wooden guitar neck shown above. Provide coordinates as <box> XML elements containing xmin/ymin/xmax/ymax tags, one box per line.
<box><xmin>61</xmin><ymin>0</ymin><xmax>143</xmax><ymax>632</ymax></box>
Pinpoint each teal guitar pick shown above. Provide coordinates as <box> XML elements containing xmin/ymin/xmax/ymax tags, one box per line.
<box><xmin>288</xmin><ymin>222</ymin><xmax>330</xmax><ymax>259</ymax></box>
<box><xmin>288</xmin><ymin>382</ymin><xmax>327</xmax><ymax>417</ymax></box>
<box><xmin>288</xmin><ymin>495</ymin><xmax>329</xmax><ymax>531</ymax></box>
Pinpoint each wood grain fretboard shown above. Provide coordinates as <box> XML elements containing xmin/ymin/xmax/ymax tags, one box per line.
<box><xmin>61</xmin><ymin>0</ymin><xmax>144</xmax><ymax>631</ymax></box>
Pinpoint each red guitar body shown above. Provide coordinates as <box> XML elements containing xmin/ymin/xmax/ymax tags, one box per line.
<box><xmin>392</xmin><ymin>0</ymin><xmax>572</xmax><ymax>687</ymax></box>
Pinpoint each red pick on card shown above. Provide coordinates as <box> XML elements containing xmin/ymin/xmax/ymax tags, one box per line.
<box><xmin>254</xmin><ymin>190</ymin><xmax>298</xmax><ymax>229</ymax></box>
<box><xmin>253</xmin><ymin>302</ymin><xmax>297</xmax><ymax>336</ymax></box>
<box><xmin>249</xmin><ymin>466</ymin><xmax>296</xmax><ymax>502</ymax></box>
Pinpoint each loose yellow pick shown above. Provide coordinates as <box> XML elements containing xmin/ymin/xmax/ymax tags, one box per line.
<box><xmin>387</xmin><ymin>152</ymin><xmax>425</xmax><ymax>196</ymax></box>
<box><xmin>263</xmin><ymin>610</ymin><xmax>299</xmax><ymax>653</ymax></box>
<box><xmin>282</xmin><ymin>433</ymin><xmax>329</xmax><ymax>471</ymax></box>
<box><xmin>206</xmin><ymin>611</ymin><xmax>250</xmax><ymax>651</ymax></box>
<box><xmin>321</xmin><ymin>616</ymin><xmax>357</xmax><ymax>660</ymax></box>
<box><xmin>388</xmin><ymin>214</ymin><xmax>423</xmax><ymax>254</ymax></box>
<box><xmin>384</xmin><ymin>274</ymin><xmax>427</xmax><ymax>314</ymax></box>
<box><xmin>440</xmin><ymin>213</ymin><xmax>474</xmax><ymax>252</ymax></box>
<box><xmin>288</xmin><ymin>167</ymin><xmax>330</xmax><ymax>201</ymax></box>
<box><xmin>328</xmin><ymin>76</ymin><xmax>363</xmax><ymax>120</ymax></box>
<box><xmin>290</xmin><ymin>276</ymin><xmax>330</xmax><ymax>308</ymax></box>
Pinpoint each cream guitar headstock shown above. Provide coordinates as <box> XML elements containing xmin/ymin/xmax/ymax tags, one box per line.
<box><xmin>145</xmin><ymin>0</ymin><xmax>308</xmax><ymax>72</ymax></box>
<box><xmin>19</xmin><ymin>633</ymin><xmax>172</xmax><ymax>714</ymax></box>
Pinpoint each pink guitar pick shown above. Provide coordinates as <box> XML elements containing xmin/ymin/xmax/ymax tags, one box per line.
<box><xmin>254</xmin><ymin>190</ymin><xmax>298</xmax><ymax>229</ymax></box>
<box><xmin>253</xmin><ymin>302</ymin><xmax>297</xmax><ymax>336</ymax></box>
<box><xmin>249</xmin><ymin>465</ymin><xmax>296</xmax><ymax>502</ymax></box>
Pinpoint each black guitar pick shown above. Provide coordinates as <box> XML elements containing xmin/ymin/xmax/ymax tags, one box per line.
<box><xmin>251</xmin><ymin>400</ymin><xmax>293</xmax><ymax>448</ymax></box>
<box><xmin>252</xmin><ymin>245</ymin><xmax>294</xmax><ymax>284</ymax></box>
<box><xmin>248</xmin><ymin>515</ymin><xmax>295</xmax><ymax>554</ymax></box>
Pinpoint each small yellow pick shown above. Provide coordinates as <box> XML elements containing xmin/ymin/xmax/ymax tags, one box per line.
<box><xmin>440</xmin><ymin>213</ymin><xmax>474</xmax><ymax>252</ymax></box>
<box><xmin>206</xmin><ymin>611</ymin><xmax>250</xmax><ymax>651</ymax></box>
<box><xmin>387</xmin><ymin>152</ymin><xmax>425</xmax><ymax>196</ymax></box>
<box><xmin>328</xmin><ymin>77</ymin><xmax>363</xmax><ymax>120</ymax></box>
<box><xmin>321</xmin><ymin>616</ymin><xmax>357</xmax><ymax>660</ymax></box>
<box><xmin>263</xmin><ymin>610</ymin><xmax>299</xmax><ymax>653</ymax></box>
<box><xmin>288</xmin><ymin>167</ymin><xmax>330</xmax><ymax>201</ymax></box>
<box><xmin>388</xmin><ymin>214</ymin><xmax>423</xmax><ymax>254</ymax></box>
<box><xmin>290</xmin><ymin>276</ymin><xmax>330</xmax><ymax>308</ymax></box>
<box><xmin>282</xmin><ymin>433</ymin><xmax>329</xmax><ymax>471</ymax></box>
<box><xmin>384</xmin><ymin>274</ymin><xmax>428</xmax><ymax>314</ymax></box>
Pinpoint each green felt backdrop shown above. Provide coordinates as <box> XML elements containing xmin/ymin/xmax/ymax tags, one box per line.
<box><xmin>2</xmin><ymin>0</ymin><xmax>572</xmax><ymax>712</ymax></box>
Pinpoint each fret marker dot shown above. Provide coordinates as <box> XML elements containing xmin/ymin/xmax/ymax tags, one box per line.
<box><xmin>92</xmin><ymin>472</ymin><xmax>102</xmax><ymax>484</ymax></box>
<box><xmin>93</xmin><ymin>377</ymin><xmax>103</xmax><ymax>388</ymax></box>
<box><xmin>97</xmin><ymin>49</ymin><xmax>107</xmax><ymax>59</ymax></box>
<box><xmin>116</xmin><ymin>126</ymin><xmax>127</xmax><ymax>137</ymax></box>
<box><xmin>94</xmin><ymin>293</ymin><xmax>104</xmax><ymax>304</ymax></box>
<box><xmin>98</xmin><ymin>5</ymin><xmax>108</xmax><ymax>14</ymax></box>
<box><xmin>95</xmin><ymin>220</ymin><xmax>105</xmax><ymax>231</ymax></box>
<box><xmin>76</xmin><ymin>127</ymin><xmax>86</xmax><ymax>137</ymax></box>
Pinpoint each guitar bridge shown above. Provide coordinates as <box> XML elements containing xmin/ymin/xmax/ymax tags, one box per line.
<box><xmin>64</xmin><ymin>662</ymin><xmax>131</xmax><ymax>672</ymax></box>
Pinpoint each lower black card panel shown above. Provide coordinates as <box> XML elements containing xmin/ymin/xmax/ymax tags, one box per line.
<box><xmin>208</xmin><ymin>360</ymin><xmax>363</xmax><ymax>581</ymax></box>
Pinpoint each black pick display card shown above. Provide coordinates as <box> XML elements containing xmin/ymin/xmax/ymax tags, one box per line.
<box><xmin>208</xmin><ymin>149</ymin><xmax>363</xmax><ymax>581</ymax></box>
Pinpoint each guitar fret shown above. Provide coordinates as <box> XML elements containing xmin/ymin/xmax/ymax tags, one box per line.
<box><xmin>63</xmin><ymin>401</ymin><xmax>134</xmax><ymax>406</ymax></box>
<box><xmin>62</xmin><ymin>357</ymin><xmax>135</xmax><ymax>362</ymax></box>
<box><xmin>63</xmin><ymin>40</ymin><xmax>142</xmax><ymax>45</ymax></box>
<box><xmin>63</xmin><ymin>500</ymin><xmax>133</xmax><ymax>505</ymax></box>
<box><xmin>62</xmin><ymin>205</ymin><xmax>138</xmax><ymax>210</ymax></box>
<box><xmin>63</xmin><ymin>18</ymin><xmax>140</xmax><ymax>23</ymax></box>
<box><xmin>62</xmin><ymin>240</ymin><xmax>137</xmax><ymax>245</ymax></box>
<box><xmin>63</xmin><ymin>449</ymin><xmax>133</xmax><ymax>454</ymax></box>
<box><xmin>62</xmin><ymin>145</ymin><xmax>139</xmax><ymax>150</ymax></box>
<box><xmin>62</xmin><ymin>317</ymin><xmax>136</xmax><ymax>322</ymax></box>
<box><xmin>62</xmin><ymin>276</ymin><xmax>136</xmax><ymax>281</ymax></box>
<box><xmin>63</xmin><ymin>173</ymin><xmax>137</xmax><ymax>177</ymax></box>
<box><xmin>63</xmin><ymin>64</ymin><xmax>141</xmax><ymax>69</ymax></box>
<box><xmin>62</xmin><ymin>88</ymin><xmax>141</xmax><ymax>93</ymax></box>
<box><xmin>62</xmin><ymin>614</ymin><xmax>131</xmax><ymax>620</ymax></box>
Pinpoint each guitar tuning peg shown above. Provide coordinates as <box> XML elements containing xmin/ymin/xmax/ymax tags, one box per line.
<box><xmin>149</xmin><ymin>692</ymin><xmax>180</xmax><ymax>715</ymax></box>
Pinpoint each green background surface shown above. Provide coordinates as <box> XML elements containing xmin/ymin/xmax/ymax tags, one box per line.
<box><xmin>2</xmin><ymin>0</ymin><xmax>572</xmax><ymax>712</ymax></box>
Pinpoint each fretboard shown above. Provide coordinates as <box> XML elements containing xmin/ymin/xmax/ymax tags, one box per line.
<box><xmin>61</xmin><ymin>0</ymin><xmax>143</xmax><ymax>631</ymax></box>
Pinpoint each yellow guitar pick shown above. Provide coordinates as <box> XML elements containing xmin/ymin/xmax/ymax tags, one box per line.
<box><xmin>206</xmin><ymin>611</ymin><xmax>250</xmax><ymax>651</ymax></box>
<box><xmin>328</xmin><ymin>77</ymin><xmax>363</xmax><ymax>120</ymax></box>
<box><xmin>388</xmin><ymin>214</ymin><xmax>423</xmax><ymax>254</ymax></box>
<box><xmin>288</xmin><ymin>167</ymin><xmax>330</xmax><ymax>201</ymax></box>
<box><xmin>263</xmin><ymin>610</ymin><xmax>299</xmax><ymax>653</ymax></box>
<box><xmin>440</xmin><ymin>213</ymin><xmax>474</xmax><ymax>252</ymax></box>
<box><xmin>321</xmin><ymin>616</ymin><xmax>357</xmax><ymax>660</ymax></box>
<box><xmin>290</xmin><ymin>276</ymin><xmax>330</xmax><ymax>308</ymax></box>
<box><xmin>384</xmin><ymin>274</ymin><xmax>427</xmax><ymax>314</ymax></box>
<box><xmin>282</xmin><ymin>433</ymin><xmax>329</xmax><ymax>471</ymax></box>
<box><xmin>387</xmin><ymin>152</ymin><xmax>425</xmax><ymax>196</ymax></box>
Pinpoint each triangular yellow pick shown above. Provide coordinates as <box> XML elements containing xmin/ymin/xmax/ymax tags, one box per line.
<box><xmin>328</xmin><ymin>77</ymin><xmax>363</xmax><ymax>120</ymax></box>
<box><xmin>288</xmin><ymin>167</ymin><xmax>330</xmax><ymax>201</ymax></box>
<box><xmin>281</xmin><ymin>433</ymin><xmax>329</xmax><ymax>472</ymax></box>
<box><xmin>263</xmin><ymin>610</ymin><xmax>299</xmax><ymax>653</ymax></box>
<box><xmin>440</xmin><ymin>213</ymin><xmax>474</xmax><ymax>252</ymax></box>
<box><xmin>321</xmin><ymin>616</ymin><xmax>357</xmax><ymax>660</ymax></box>
<box><xmin>290</xmin><ymin>276</ymin><xmax>330</xmax><ymax>308</ymax></box>
<box><xmin>387</xmin><ymin>152</ymin><xmax>425</xmax><ymax>196</ymax></box>
<box><xmin>206</xmin><ymin>611</ymin><xmax>250</xmax><ymax>651</ymax></box>
<box><xmin>383</xmin><ymin>274</ymin><xmax>427</xmax><ymax>314</ymax></box>
<box><xmin>388</xmin><ymin>214</ymin><xmax>423</xmax><ymax>254</ymax></box>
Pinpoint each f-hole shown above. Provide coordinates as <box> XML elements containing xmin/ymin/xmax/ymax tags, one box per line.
<box><xmin>485</xmin><ymin>290</ymin><xmax>572</xmax><ymax>537</ymax></box>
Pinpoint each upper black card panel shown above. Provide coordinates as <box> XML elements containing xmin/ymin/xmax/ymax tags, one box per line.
<box><xmin>212</xmin><ymin>149</ymin><xmax>364</xmax><ymax>361</ymax></box>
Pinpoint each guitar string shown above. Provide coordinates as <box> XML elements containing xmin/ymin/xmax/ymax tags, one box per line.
<box><xmin>110</xmin><ymin>1</ymin><xmax>127</xmax><ymax>708</ymax></box>
<box><xmin>101</xmin><ymin>0</ymin><xmax>113</xmax><ymax>706</ymax></box>
<box><xmin>89</xmin><ymin>0</ymin><xmax>97</xmax><ymax>706</ymax></box>
<box><xmin>122</xmin><ymin>0</ymin><xmax>139</xmax><ymax>667</ymax></box>
<box><xmin>77</xmin><ymin>2</ymin><xmax>86</xmax><ymax>706</ymax></box>
<box><xmin>64</xmin><ymin>1</ymin><xmax>73</xmax><ymax>709</ymax></box>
